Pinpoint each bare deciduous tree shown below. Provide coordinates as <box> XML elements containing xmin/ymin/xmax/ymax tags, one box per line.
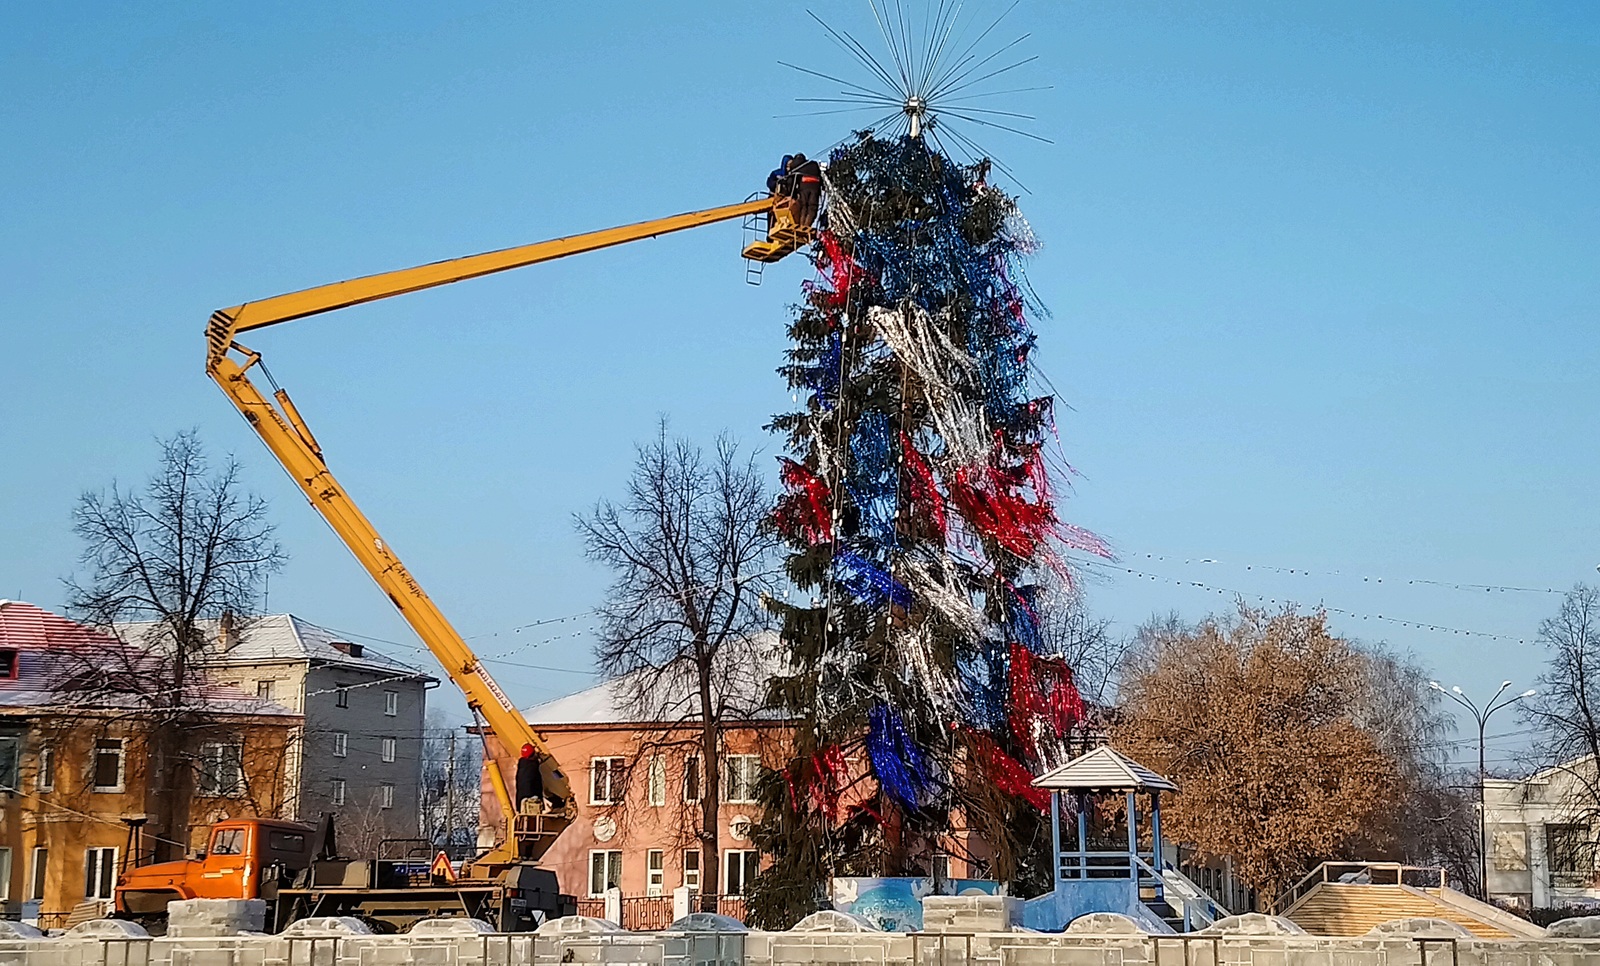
<box><xmin>576</xmin><ymin>424</ymin><xmax>779</xmax><ymax>907</ymax></box>
<box><xmin>1347</xmin><ymin>644</ymin><xmax>1480</xmax><ymax>885</ymax></box>
<box><xmin>420</xmin><ymin>714</ymin><xmax>482</xmax><ymax>857</ymax></box>
<box><xmin>63</xmin><ymin>430</ymin><xmax>286</xmax><ymax>859</ymax></box>
<box><xmin>1525</xmin><ymin>585</ymin><xmax>1600</xmax><ymax>781</ymax></box>
<box><xmin>1036</xmin><ymin>578</ymin><xmax>1127</xmax><ymax>709</ymax></box>
<box><xmin>1521</xmin><ymin>585</ymin><xmax>1600</xmax><ymax>870</ymax></box>
<box><xmin>1409</xmin><ymin>770</ymin><xmax>1484</xmax><ymax>896</ymax></box>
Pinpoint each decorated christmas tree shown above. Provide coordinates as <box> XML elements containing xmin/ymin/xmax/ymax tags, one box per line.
<box><xmin>751</xmin><ymin>131</ymin><xmax>1106</xmax><ymax>927</ymax></box>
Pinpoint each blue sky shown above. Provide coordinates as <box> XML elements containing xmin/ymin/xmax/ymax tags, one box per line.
<box><xmin>3</xmin><ymin>3</ymin><xmax>1596</xmax><ymax>768</ymax></box>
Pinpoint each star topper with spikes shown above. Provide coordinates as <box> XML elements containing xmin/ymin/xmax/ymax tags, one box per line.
<box><xmin>779</xmin><ymin>0</ymin><xmax>1052</xmax><ymax>188</ymax></box>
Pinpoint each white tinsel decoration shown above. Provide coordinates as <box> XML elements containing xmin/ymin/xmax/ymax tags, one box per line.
<box><xmin>898</xmin><ymin>551</ymin><xmax>984</xmax><ymax>639</ymax></box>
<box><xmin>866</xmin><ymin>303</ymin><xmax>992</xmax><ymax>466</ymax></box>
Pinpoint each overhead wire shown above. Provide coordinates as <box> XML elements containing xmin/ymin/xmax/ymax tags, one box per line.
<box><xmin>1083</xmin><ymin>559</ymin><xmax>1533</xmax><ymax>645</ymax></box>
<box><xmin>1118</xmin><ymin>551</ymin><xmax>1568</xmax><ymax>597</ymax></box>
<box><xmin>5</xmin><ymin>785</ymin><xmax>195</xmax><ymax>853</ymax></box>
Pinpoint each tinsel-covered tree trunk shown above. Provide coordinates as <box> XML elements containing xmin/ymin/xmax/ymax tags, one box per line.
<box><xmin>751</xmin><ymin>133</ymin><xmax>1106</xmax><ymax>927</ymax></box>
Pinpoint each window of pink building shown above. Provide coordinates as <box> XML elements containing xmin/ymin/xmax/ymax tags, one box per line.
<box><xmin>683</xmin><ymin>755</ymin><xmax>701</xmax><ymax>803</ymax></box>
<box><xmin>588</xmin><ymin>850</ymin><xmax>622</xmax><ymax>896</ymax></box>
<box><xmin>724</xmin><ymin>850</ymin><xmax>759</xmax><ymax>896</ymax></box>
<box><xmin>647</xmin><ymin>756</ymin><xmax>666</xmax><ymax>806</ymax></box>
<box><xmin>646</xmin><ymin>849</ymin><xmax>664</xmax><ymax>896</ymax></box>
<box><xmin>590</xmin><ymin>757</ymin><xmax>624</xmax><ymax>805</ymax></box>
<box><xmin>725</xmin><ymin>755</ymin><xmax>760</xmax><ymax>804</ymax></box>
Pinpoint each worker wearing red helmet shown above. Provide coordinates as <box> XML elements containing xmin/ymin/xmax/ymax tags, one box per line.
<box><xmin>515</xmin><ymin>742</ymin><xmax>544</xmax><ymax>814</ymax></box>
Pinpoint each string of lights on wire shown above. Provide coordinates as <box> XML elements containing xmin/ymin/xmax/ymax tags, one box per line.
<box><xmin>318</xmin><ymin>545</ymin><xmax>1562</xmax><ymax>694</ymax></box>
<box><xmin>1082</xmin><ymin>560</ymin><xmax>1533</xmax><ymax>645</ymax></box>
<box><xmin>1119</xmin><ymin>551</ymin><xmax>1570</xmax><ymax>596</ymax></box>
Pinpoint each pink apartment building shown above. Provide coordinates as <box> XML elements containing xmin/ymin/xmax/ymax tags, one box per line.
<box><xmin>479</xmin><ymin>647</ymin><xmax>991</xmax><ymax>928</ymax></box>
<box><xmin>480</xmin><ymin>668</ymin><xmax>793</xmax><ymax>925</ymax></box>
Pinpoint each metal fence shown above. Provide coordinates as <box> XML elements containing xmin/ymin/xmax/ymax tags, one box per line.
<box><xmin>572</xmin><ymin>894</ymin><xmax>749</xmax><ymax>929</ymax></box>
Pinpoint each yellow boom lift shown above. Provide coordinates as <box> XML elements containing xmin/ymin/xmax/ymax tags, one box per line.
<box><xmin>202</xmin><ymin>187</ymin><xmax>811</xmax><ymax>901</ymax></box>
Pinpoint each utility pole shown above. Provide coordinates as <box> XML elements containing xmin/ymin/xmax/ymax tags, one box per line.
<box><xmin>444</xmin><ymin>730</ymin><xmax>456</xmax><ymax>853</ymax></box>
<box><xmin>1430</xmin><ymin>680</ymin><xmax>1537</xmax><ymax>901</ymax></box>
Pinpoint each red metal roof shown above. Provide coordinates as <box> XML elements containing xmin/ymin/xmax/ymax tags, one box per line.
<box><xmin>0</xmin><ymin>600</ymin><xmax>298</xmax><ymax>719</ymax></box>
<box><xmin>0</xmin><ymin>599</ymin><xmax>120</xmax><ymax>651</ymax></box>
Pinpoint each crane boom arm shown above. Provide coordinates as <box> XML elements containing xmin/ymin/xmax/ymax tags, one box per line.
<box><xmin>212</xmin><ymin>198</ymin><xmax>773</xmax><ymax>340</ymax></box>
<box><xmin>205</xmin><ymin>195</ymin><xmax>784</xmax><ymax>864</ymax></box>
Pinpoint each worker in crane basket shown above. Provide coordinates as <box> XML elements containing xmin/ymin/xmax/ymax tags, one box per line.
<box><xmin>765</xmin><ymin>154</ymin><xmax>795</xmax><ymax>241</ymax></box>
<box><xmin>767</xmin><ymin>154</ymin><xmax>794</xmax><ymax>196</ymax></box>
<box><xmin>515</xmin><ymin>742</ymin><xmax>545</xmax><ymax>814</ymax></box>
<box><xmin>789</xmin><ymin>153</ymin><xmax>823</xmax><ymax>229</ymax></box>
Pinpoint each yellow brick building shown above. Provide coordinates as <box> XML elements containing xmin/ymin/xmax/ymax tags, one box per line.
<box><xmin>0</xmin><ymin>601</ymin><xmax>298</xmax><ymax>926</ymax></box>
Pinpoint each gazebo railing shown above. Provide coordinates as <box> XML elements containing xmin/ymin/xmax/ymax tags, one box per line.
<box><xmin>1054</xmin><ymin>852</ymin><xmax>1228</xmax><ymax>930</ymax></box>
<box><xmin>1057</xmin><ymin>850</ymin><xmax>1151</xmax><ymax>881</ymax></box>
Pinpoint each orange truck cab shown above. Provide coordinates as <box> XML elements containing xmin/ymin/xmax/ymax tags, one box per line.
<box><xmin>116</xmin><ymin>818</ymin><xmax>314</xmax><ymax>923</ymax></box>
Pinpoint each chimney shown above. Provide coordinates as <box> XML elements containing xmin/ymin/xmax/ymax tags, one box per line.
<box><xmin>217</xmin><ymin>611</ymin><xmax>239</xmax><ymax>652</ymax></box>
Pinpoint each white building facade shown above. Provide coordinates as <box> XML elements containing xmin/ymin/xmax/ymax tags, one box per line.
<box><xmin>1484</xmin><ymin>756</ymin><xmax>1600</xmax><ymax>910</ymax></box>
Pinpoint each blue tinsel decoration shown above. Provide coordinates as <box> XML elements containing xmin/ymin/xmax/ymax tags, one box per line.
<box><xmin>972</xmin><ymin>327</ymin><xmax>1036</xmax><ymax>433</ymax></box>
<box><xmin>828</xmin><ymin>137</ymin><xmax>1041</xmax><ymax>337</ymax></box>
<box><xmin>834</xmin><ymin>549</ymin><xmax>912</xmax><ymax>610</ymax></box>
<box><xmin>867</xmin><ymin>703</ymin><xmax>932</xmax><ymax>807</ymax></box>
<box><xmin>799</xmin><ymin>330</ymin><xmax>842</xmax><ymax>410</ymax></box>
<box><xmin>845</xmin><ymin>410</ymin><xmax>899</xmax><ymax>546</ymax></box>
<box><xmin>958</xmin><ymin>650</ymin><xmax>1009</xmax><ymax>733</ymax></box>
<box><xmin>1007</xmin><ymin>583</ymin><xmax>1045</xmax><ymax>655</ymax></box>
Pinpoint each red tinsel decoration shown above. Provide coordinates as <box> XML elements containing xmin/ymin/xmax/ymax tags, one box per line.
<box><xmin>773</xmin><ymin>458</ymin><xmax>833</xmax><ymax>545</ymax></box>
<box><xmin>808</xmin><ymin>746</ymin><xmax>847</xmax><ymax>821</ymax></box>
<box><xmin>899</xmin><ymin>431</ymin><xmax>947</xmax><ymax>539</ymax></box>
<box><xmin>1007</xmin><ymin>642</ymin><xmax>1086</xmax><ymax>761</ymax></box>
<box><xmin>947</xmin><ymin>449</ymin><xmax>1057</xmax><ymax>560</ymax></box>
<box><xmin>965</xmin><ymin>728</ymin><xmax>1052</xmax><ymax>811</ymax></box>
<box><xmin>992</xmin><ymin>256</ymin><xmax>1028</xmax><ymax>330</ymax></box>
<box><xmin>814</xmin><ymin>230</ymin><xmax>866</xmax><ymax>308</ymax></box>
<box><xmin>783</xmin><ymin>745</ymin><xmax>849</xmax><ymax>822</ymax></box>
<box><xmin>851</xmin><ymin>800</ymin><xmax>885</xmax><ymax>825</ymax></box>
<box><xmin>1024</xmin><ymin>441</ymin><xmax>1052</xmax><ymax>503</ymax></box>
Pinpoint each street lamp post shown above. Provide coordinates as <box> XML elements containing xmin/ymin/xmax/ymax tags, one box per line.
<box><xmin>1429</xmin><ymin>680</ymin><xmax>1536</xmax><ymax>901</ymax></box>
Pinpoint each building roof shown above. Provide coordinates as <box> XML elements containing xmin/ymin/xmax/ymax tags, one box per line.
<box><xmin>1032</xmin><ymin>745</ymin><xmax>1179</xmax><ymax>792</ymax></box>
<box><xmin>523</xmin><ymin>632</ymin><xmax>791</xmax><ymax>727</ymax></box>
<box><xmin>1485</xmin><ymin>753</ymin><xmax>1594</xmax><ymax>790</ymax></box>
<box><xmin>117</xmin><ymin>613</ymin><xmax>432</xmax><ymax>679</ymax></box>
<box><xmin>0</xmin><ymin>600</ymin><xmax>298</xmax><ymax>719</ymax></box>
<box><xmin>524</xmin><ymin>676</ymin><xmax>644</xmax><ymax>726</ymax></box>
<box><xmin>0</xmin><ymin>598</ymin><xmax>116</xmax><ymax>651</ymax></box>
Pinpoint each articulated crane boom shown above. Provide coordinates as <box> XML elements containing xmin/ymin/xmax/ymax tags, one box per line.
<box><xmin>205</xmin><ymin>193</ymin><xmax>810</xmax><ymax>873</ymax></box>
